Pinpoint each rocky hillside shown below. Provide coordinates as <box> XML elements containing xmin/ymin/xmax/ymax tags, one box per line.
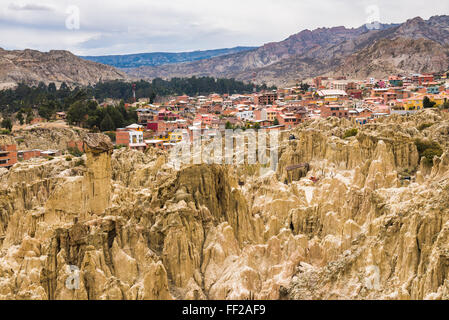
<box><xmin>0</xmin><ymin>48</ymin><xmax>127</xmax><ymax>87</ymax></box>
<box><xmin>331</xmin><ymin>17</ymin><xmax>449</xmax><ymax>79</ymax></box>
<box><xmin>332</xmin><ymin>37</ymin><xmax>449</xmax><ymax>79</ymax></box>
<box><xmin>1</xmin><ymin>110</ymin><xmax>449</xmax><ymax>300</ymax></box>
<box><xmin>12</xmin><ymin>126</ymin><xmax>88</xmax><ymax>151</ymax></box>
<box><xmin>125</xmin><ymin>16</ymin><xmax>449</xmax><ymax>86</ymax></box>
<box><xmin>125</xmin><ymin>25</ymin><xmax>382</xmax><ymax>85</ymax></box>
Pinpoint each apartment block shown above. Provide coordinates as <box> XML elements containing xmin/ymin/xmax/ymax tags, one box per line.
<box><xmin>0</xmin><ymin>145</ymin><xmax>18</xmax><ymax>168</ymax></box>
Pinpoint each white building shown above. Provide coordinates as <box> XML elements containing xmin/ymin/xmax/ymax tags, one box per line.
<box><xmin>316</xmin><ymin>90</ymin><xmax>348</xmax><ymax>99</ymax></box>
<box><xmin>236</xmin><ymin>110</ymin><xmax>255</xmax><ymax>121</ymax></box>
<box><xmin>129</xmin><ymin>131</ymin><xmax>144</xmax><ymax>146</ymax></box>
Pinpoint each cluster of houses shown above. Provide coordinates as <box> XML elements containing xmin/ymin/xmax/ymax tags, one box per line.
<box><xmin>2</xmin><ymin>71</ymin><xmax>449</xmax><ymax>163</ymax></box>
<box><xmin>110</xmin><ymin>71</ymin><xmax>449</xmax><ymax>151</ymax></box>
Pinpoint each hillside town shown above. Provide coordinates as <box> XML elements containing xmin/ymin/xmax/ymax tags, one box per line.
<box><xmin>1</xmin><ymin>71</ymin><xmax>449</xmax><ymax>169</ymax></box>
<box><xmin>117</xmin><ymin>72</ymin><xmax>449</xmax><ymax>150</ymax></box>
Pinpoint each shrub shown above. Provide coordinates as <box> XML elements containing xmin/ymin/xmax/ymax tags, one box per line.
<box><xmin>65</xmin><ymin>156</ymin><xmax>72</xmax><ymax>161</ymax></box>
<box><xmin>418</xmin><ymin>123</ymin><xmax>433</xmax><ymax>131</ymax></box>
<box><xmin>75</xmin><ymin>159</ymin><xmax>85</xmax><ymax>167</ymax></box>
<box><xmin>1</xmin><ymin>118</ymin><xmax>12</xmax><ymax>131</ymax></box>
<box><xmin>68</xmin><ymin>147</ymin><xmax>83</xmax><ymax>157</ymax></box>
<box><xmin>104</xmin><ymin>131</ymin><xmax>116</xmax><ymax>142</ymax></box>
<box><xmin>343</xmin><ymin>128</ymin><xmax>358</xmax><ymax>139</ymax></box>
<box><xmin>0</xmin><ymin>129</ymin><xmax>11</xmax><ymax>135</ymax></box>
<box><xmin>47</xmin><ymin>157</ymin><xmax>54</xmax><ymax>161</ymax></box>
<box><xmin>114</xmin><ymin>144</ymin><xmax>126</xmax><ymax>150</ymax></box>
<box><xmin>423</xmin><ymin>96</ymin><xmax>437</xmax><ymax>109</ymax></box>
<box><xmin>415</xmin><ymin>139</ymin><xmax>443</xmax><ymax>165</ymax></box>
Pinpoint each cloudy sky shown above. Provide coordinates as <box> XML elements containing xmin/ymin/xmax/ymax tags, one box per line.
<box><xmin>0</xmin><ymin>0</ymin><xmax>448</xmax><ymax>56</ymax></box>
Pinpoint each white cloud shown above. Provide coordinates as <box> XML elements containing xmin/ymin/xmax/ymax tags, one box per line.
<box><xmin>8</xmin><ymin>3</ymin><xmax>55</xmax><ymax>11</ymax></box>
<box><xmin>0</xmin><ymin>0</ymin><xmax>448</xmax><ymax>55</ymax></box>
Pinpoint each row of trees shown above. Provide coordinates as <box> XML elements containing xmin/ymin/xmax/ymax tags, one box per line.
<box><xmin>0</xmin><ymin>82</ymin><xmax>80</xmax><ymax>115</ymax></box>
<box><xmin>92</xmin><ymin>77</ymin><xmax>274</xmax><ymax>102</ymax></box>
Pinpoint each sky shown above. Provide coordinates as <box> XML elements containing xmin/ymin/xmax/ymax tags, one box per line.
<box><xmin>0</xmin><ymin>0</ymin><xmax>448</xmax><ymax>56</ymax></box>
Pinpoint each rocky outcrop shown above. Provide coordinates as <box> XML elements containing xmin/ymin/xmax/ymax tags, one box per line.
<box><xmin>84</xmin><ymin>134</ymin><xmax>114</xmax><ymax>216</ymax></box>
<box><xmin>333</xmin><ymin>37</ymin><xmax>449</xmax><ymax>79</ymax></box>
<box><xmin>1</xmin><ymin>110</ymin><xmax>449</xmax><ymax>300</ymax></box>
<box><xmin>13</xmin><ymin>127</ymin><xmax>88</xmax><ymax>151</ymax></box>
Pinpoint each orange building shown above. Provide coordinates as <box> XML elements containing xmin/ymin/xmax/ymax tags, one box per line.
<box><xmin>255</xmin><ymin>92</ymin><xmax>277</xmax><ymax>105</ymax></box>
<box><xmin>419</xmin><ymin>74</ymin><xmax>434</xmax><ymax>86</ymax></box>
<box><xmin>0</xmin><ymin>145</ymin><xmax>18</xmax><ymax>168</ymax></box>
<box><xmin>20</xmin><ymin>150</ymin><xmax>42</xmax><ymax>161</ymax></box>
<box><xmin>320</xmin><ymin>105</ymin><xmax>349</xmax><ymax>118</ymax></box>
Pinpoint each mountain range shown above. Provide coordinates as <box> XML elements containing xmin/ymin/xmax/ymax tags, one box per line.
<box><xmin>122</xmin><ymin>16</ymin><xmax>449</xmax><ymax>86</ymax></box>
<box><xmin>0</xmin><ymin>15</ymin><xmax>448</xmax><ymax>88</ymax></box>
<box><xmin>80</xmin><ymin>47</ymin><xmax>256</xmax><ymax>68</ymax></box>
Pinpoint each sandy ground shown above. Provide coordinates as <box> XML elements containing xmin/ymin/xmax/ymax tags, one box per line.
<box><xmin>12</xmin><ymin>120</ymin><xmax>72</xmax><ymax>132</ymax></box>
<box><xmin>0</xmin><ymin>82</ymin><xmax>17</xmax><ymax>90</ymax></box>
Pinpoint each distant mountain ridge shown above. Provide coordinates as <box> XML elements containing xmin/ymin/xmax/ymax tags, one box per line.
<box><xmin>80</xmin><ymin>47</ymin><xmax>256</xmax><ymax>68</ymax></box>
<box><xmin>2</xmin><ymin>15</ymin><xmax>449</xmax><ymax>89</ymax></box>
<box><xmin>123</xmin><ymin>16</ymin><xmax>449</xmax><ymax>86</ymax></box>
<box><xmin>0</xmin><ymin>48</ymin><xmax>126</xmax><ymax>87</ymax></box>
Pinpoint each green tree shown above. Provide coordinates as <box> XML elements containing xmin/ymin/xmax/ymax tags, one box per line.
<box><xmin>39</xmin><ymin>101</ymin><xmax>57</xmax><ymax>120</ymax></box>
<box><xmin>25</xmin><ymin>108</ymin><xmax>34</xmax><ymax>124</ymax></box>
<box><xmin>100</xmin><ymin>113</ymin><xmax>115</xmax><ymax>132</ymax></box>
<box><xmin>423</xmin><ymin>96</ymin><xmax>436</xmax><ymax>109</ymax></box>
<box><xmin>273</xmin><ymin>118</ymin><xmax>279</xmax><ymax>126</ymax></box>
<box><xmin>225</xmin><ymin>121</ymin><xmax>232</xmax><ymax>130</ymax></box>
<box><xmin>67</xmin><ymin>101</ymin><xmax>88</xmax><ymax>126</ymax></box>
<box><xmin>1</xmin><ymin>118</ymin><xmax>12</xmax><ymax>131</ymax></box>
<box><xmin>48</xmin><ymin>82</ymin><xmax>57</xmax><ymax>93</ymax></box>
<box><xmin>107</xmin><ymin>105</ymin><xmax>125</xmax><ymax>128</ymax></box>
<box><xmin>17</xmin><ymin>111</ymin><xmax>24</xmax><ymax>125</ymax></box>
<box><xmin>300</xmin><ymin>83</ymin><xmax>310</xmax><ymax>92</ymax></box>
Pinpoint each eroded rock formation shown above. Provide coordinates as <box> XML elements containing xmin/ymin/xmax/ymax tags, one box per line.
<box><xmin>1</xmin><ymin>109</ymin><xmax>449</xmax><ymax>300</ymax></box>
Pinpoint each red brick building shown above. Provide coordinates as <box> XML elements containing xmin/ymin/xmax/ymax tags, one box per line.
<box><xmin>116</xmin><ymin>127</ymin><xmax>146</xmax><ymax>151</ymax></box>
<box><xmin>320</xmin><ymin>105</ymin><xmax>349</xmax><ymax>118</ymax></box>
<box><xmin>276</xmin><ymin>112</ymin><xmax>306</xmax><ymax>129</ymax></box>
<box><xmin>0</xmin><ymin>145</ymin><xmax>18</xmax><ymax>168</ymax></box>
<box><xmin>255</xmin><ymin>92</ymin><xmax>277</xmax><ymax>105</ymax></box>
<box><xmin>418</xmin><ymin>74</ymin><xmax>435</xmax><ymax>86</ymax></box>
<box><xmin>20</xmin><ymin>150</ymin><xmax>42</xmax><ymax>161</ymax></box>
<box><xmin>30</xmin><ymin>117</ymin><xmax>48</xmax><ymax>125</ymax></box>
